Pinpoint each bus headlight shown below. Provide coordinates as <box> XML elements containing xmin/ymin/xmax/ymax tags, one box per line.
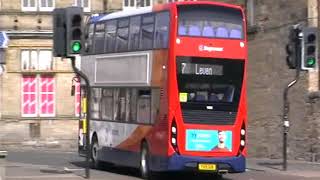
<box><xmin>238</xmin><ymin>122</ymin><xmax>246</xmax><ymax>155</ymax></box>
<box><xmin>170</xmin><ymin>119</ymin><xmax>179</xmax><ymax>153</ymax></box>
<box><xmin>171</xmin><ymin>138</ymin><xmax>177</xmax><ymax>145</ymax></box>
<box><xmin>171</xmin><ymin>127</ymin><xmax>177</xmax><ymax>134</ymax></box>
<box><xmin>241</xmin><ymin>129</ymin><xmax>246</xmax><ymax>136</ymax></box>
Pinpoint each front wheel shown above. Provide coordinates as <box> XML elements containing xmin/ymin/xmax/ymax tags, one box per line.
<box><xmin>91</xmin><ymin>138</ymin><xmax>102</xmax><ymax>169</ymax></box>
<box><xmin>140</xmin><ymin>143</ymin><xmax>154</xmax><ymax>179</ymax></box>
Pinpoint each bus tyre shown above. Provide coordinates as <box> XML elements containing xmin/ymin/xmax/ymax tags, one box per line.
<box><xmin>215</xmin><ymin>174</ymin><xmax>223</xmax><ymax>179</ymax></box>
<box><xmin>91</xmin><ymin>137</ymin><xmax>102</xmax><ymax>169</ymax></box>
<box><xmin>140</xmin><ymin>143</ymin><xmax>152</xmax><ymax>180</ymax></box>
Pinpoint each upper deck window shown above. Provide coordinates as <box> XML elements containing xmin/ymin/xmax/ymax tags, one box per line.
<box><xmin>84</xmin><ymin>11</ymin><xmax>170</xmax><ymax>55</ymax></box>
<box><xmin>116</xmin><ymin>18</ymin><xmax>129</xmax><ymax>52</ymax></box>
<box><xmin>178</xmin><ymin>5</ymin><xmax>244</xmax><ymax>39</ymax></box>
<box><xmin>140</xmin><ymin>14</ymin><xmax>155</xmax><ymax>50</ymax></box>
<box><xmin>94</xmin><ymin>23</ymin><xmax>105</xmax><ymax>54</ymax></box>
<box><xmin>105</xmin><ymin>20</ymin><xmax>117</xmax><ymax>53</ymax></box>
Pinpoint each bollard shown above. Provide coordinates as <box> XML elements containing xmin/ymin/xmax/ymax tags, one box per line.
<box><xmin>0</xmin><ymin>151</ymin><xmax>7</xmax><ymax>180</ymax></box>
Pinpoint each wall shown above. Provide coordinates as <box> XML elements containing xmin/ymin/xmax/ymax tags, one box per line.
<box><xmin>223</xmin><ymin>0</ymin><xmax>320</xmax><ymax>161</ymax></box>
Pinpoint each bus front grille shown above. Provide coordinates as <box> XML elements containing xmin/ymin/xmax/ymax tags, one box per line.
<box><xmin>182</xmin><ymin>110</ymin><xmax>236</xmax><ymax>125</ymax></box>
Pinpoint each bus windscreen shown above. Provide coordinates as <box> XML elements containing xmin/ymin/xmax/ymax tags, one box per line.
<box><xmin>176</xmin><ymin>56</ymin><xmax>244</xmax><ymax>125</ymax></box>
<box><xmin>177</xmin><ymin>5</ymin><xmax>244</xmax><ymax>39</ymax></box>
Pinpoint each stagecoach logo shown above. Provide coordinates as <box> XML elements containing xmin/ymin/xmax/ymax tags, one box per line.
<box><xmin>198</xmin><ymin>45</ymin><xmax>224</xmax><ymax>52</ymax></box>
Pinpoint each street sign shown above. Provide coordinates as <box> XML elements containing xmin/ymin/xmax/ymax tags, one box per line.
<box><xmin>0</xmin><ymin>49</ymin><xmax>5</xmax><ymax>64</ymax></box>
<box><xmin>0</xmin><ymin>32</ymin><xmax>9</xmax><ymax>48</ymax></box>
<box><xmin>0</xmin><ymin>32</ymin><xmax>9</xmax><ymax>65</ymax></box>
<box><xmin>0</xmin><ymin>65</ymin><xmax>4</xmax><ymax>75</ymax></box>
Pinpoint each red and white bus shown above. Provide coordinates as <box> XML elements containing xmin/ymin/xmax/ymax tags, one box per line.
<box><xmin>78</xmin><ymin>1</ymin><xmax>247</xmax><ymax>178</ymax></box>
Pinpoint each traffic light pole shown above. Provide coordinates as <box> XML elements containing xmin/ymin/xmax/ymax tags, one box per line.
<box><xmin>282</xmin><ymin>70</ymin><xmax>299</xmax><ymax>171</ymax></box>
<box><xmin>71</xmin><ymin>56</ymin><xmax>91</xmax><ymax>179</ymax></box>
<box><xmin>282</xmin><ymin>28</ymin><xmax>302</xmax><ymax>171</ymax></box>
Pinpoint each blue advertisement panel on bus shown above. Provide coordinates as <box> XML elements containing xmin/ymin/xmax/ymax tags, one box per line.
<box><xmin>186</xmin><ymin>130</ymin><xmax>232</xmax><ymax>152</ymax></box>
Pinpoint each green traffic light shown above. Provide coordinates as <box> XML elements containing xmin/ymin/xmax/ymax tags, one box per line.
<box><xmin>307</xmin><ymin>57</ymin><xmax>316</xmax><ymax>67</ymax></box>
<box><xmin>71</xmin><ymin>41</ymin><xmax>81</xmax><ymax>53</ymax></box>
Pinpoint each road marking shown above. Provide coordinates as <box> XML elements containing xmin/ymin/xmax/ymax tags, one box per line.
<box><xmin>64</xmin><ymin>167</ymin><xmax>84</xmax><ymax>171</ymax></box>
<box><xmin>6</xmin><ymin>174</ymin><xmax>82</xmax><ymax>179</ymax></box>
<box><xmin>246</xmin><ymin>168</ymin><xmax>265</xmax><ymax>172</ymax></box>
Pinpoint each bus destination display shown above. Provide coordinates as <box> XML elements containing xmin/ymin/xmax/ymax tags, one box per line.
<box><xmin>180</xmin><ymin>63</ymin><xmax>223</xmax><ymax>76</ymax></box>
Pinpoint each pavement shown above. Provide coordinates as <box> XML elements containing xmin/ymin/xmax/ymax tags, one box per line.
<box><xmin>247</xmin><ymin>158</ymin><xmax>320</xmax><ymax>178</ymax></box>
<box><xmin>1</xmin><ymin>150</ymin><xmax>320</xmax><ymax>180</ymax></box>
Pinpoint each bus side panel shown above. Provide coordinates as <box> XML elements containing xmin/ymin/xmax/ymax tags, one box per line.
<box><xmin>91</xmin><ymin>120</ymin><xmax>153</xmax><ymax>167</ymax></box>
<box><xmin>148</xmin><ymin>49</ymin><xmax>170</xmax><ymax>171</ymax></box>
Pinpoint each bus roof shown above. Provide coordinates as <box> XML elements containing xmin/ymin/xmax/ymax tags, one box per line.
<box><xmin>89</xmin><ymin>1</ymin><xmax>243</xmax><ymax>24</ymax></box>
<box><xmin>175</xmin><ymin>1</ymin><xmax>242</xmax><ymax>11</ymax></box>
<box><xmin>92</xmin><ymin>7</ymin><xmax>153</xmax><ymax>23</ymax></box>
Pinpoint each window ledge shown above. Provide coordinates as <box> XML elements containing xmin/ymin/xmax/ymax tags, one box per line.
<box><xmin>21</xmin><ymin>7</ymin><xmax>37</xmax><ymax>12</ymax></box>
<box><xmin>39</xmin><ymin>7</ymin><xmax>55</xmax><ymax>12</ymax></box>
<box><xmin>21</xmin><ymin>70</ymin><xmax>56</xmax><ymax>74</ymax></box>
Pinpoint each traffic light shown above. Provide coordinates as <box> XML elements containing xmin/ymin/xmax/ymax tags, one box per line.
<box><xmin>301</xmin><ymin>27</ymin><xmax>318</xmax><ymax>70</ymax></box>
<box><xmin>286</xmin><ymin>26</ymin><xmax>301</xmax><ymax>69</ymax></box>
<box><xmin>53</xmin><ymin>7</ymin><xmax>83</xmax><ymax>57</ymax></box>
<box><xmin>53</xmin><ymin>8</ymin><xmax>66</xmax><ymax>57</ymax></box>
<box><xmin>65</xmin><ymin>7</ymin><xmax>84</xmax><ymax>56</ymax></box>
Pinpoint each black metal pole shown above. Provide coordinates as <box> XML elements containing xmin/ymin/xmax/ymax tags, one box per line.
<box><xmin>283</xmin><ymin>65</ymin><xmax>299</xmax><ymax>171</ymax></box>
<box><xmin>71</xmin><ymin>57</ymin><xmax>91</xmax><ymax>178</ymax></box>
<box><xmin>282</xmin><ymin>26</ymin><xmax>301</xmax><ymax>171</ymax></box>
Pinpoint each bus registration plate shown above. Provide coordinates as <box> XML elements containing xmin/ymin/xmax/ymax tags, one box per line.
<box><xmin>198</xmin><ymin>163</ymin><xmax>217</xmax><ymax>171</ymax></box>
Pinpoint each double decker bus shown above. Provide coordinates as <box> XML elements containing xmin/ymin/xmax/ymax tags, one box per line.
<box><xmin>78</xmin><ymin>1</ymin><xmax>247</xmax><ymax>178</ymax></box>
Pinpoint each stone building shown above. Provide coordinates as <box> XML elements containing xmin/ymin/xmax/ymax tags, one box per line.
<box><xmin>225</xmin><ymin>0</ymin><xmax>320</xmax><ymax>161</ymax></box>
<box><xmin>1</xmin><ymin>0</ymin><xmax>320</xmax><ymax>162</ymax></box>
<box><xmin>0</xmin><ymin>0</ymin><xmax>107</xmax><ymax>149</ymax></box>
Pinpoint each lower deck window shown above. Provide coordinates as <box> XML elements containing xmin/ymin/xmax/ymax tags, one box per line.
<box><xmin>90</xmin><ymin>87</ymin><xmax>159</xmax><ymax>124</ymax></box>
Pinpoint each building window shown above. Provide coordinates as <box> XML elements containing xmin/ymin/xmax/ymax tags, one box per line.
<box><xmin>123</xmin><ymin>0</ymin><xmax>136</xmax><ymax>9</ymax></box>
<box><xmin>140</xmin><ymin>0</ymin><xmax>152</xmax><ymax>7</ymax></box>
<box><xmin>39</xmin><ymin>0</ymin><xmax>54</xmax><ymax>11</ymax></box>
<box><xmin>39</xmin><ymin>75</ymin><xmax>55</xmax><ymax>117</ymax></box>
<box><xmin>22</xmin><ymin>0</ymin><xmax>37</xmax><ymax>11</ymax></box>
<box><xmin>21</xmin><ymin>0</ymin><xmax>55</xmax><ymax>11</ymax></box>
<box><xmin>75</xmin><ymin>0</ymin><xmax>90</xmax><ymax>12</ymax></box>
<box><xmin>123</xmin><ymin>0</ymin><xmax>152</xmax><ymax>9</ymax></box>
<box><xmin>22</xmin><ymin>76</ymin><xmax>37</xmax><ymax>117</ymax></box>
<box><xmin>22</xmin><ymin>75</ymin><xmax>55</xmax><ymax>117</ymax></box>
<box><xmin>21</xmin><ymin>49</ymin><xmax>53</xmax><ymax>71</ymax></box>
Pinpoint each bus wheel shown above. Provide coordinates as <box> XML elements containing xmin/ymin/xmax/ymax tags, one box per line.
<box><xmin>91</xmin><ymin>137</ymin><xmax>102</xmax><ymax>169</ymax></box>
<box><xmin>214</xmin><ymin>174</ymin><xmax>223</xmax><ymax>179</ymax></box>
<box><xmin>140</xmin><ymin>143</ymin><xmax>151</xmax><ymax>179</ymax></box>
